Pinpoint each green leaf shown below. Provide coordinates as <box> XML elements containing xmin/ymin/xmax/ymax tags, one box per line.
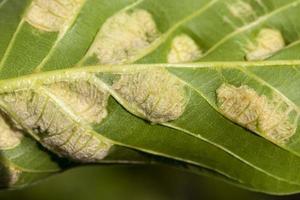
<box><xmin>1</xmin><ymin>0</ymin><xmax>300</xmax><ymax>195</ymax></box>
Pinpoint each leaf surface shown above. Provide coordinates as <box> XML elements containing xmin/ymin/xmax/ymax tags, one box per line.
<box><xmin>1</xmin><ymin>0</ymin><xmax>300</xmax><ymax>194</ymax></box>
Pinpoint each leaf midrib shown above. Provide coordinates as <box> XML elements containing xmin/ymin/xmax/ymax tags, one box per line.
<box><xmin>2</xmin><ymin>60</ymin><xmax>300</xmax><ymax>186</ymax></box>
<box><xmin>0</xmin><ymin>74</ymin><xmax>245</xmax><ymax>184</ymax></box>
<box><xmin>0</xmin><ymin>60</ymin><xmax>299</xmax><ymax>88</ymax></box>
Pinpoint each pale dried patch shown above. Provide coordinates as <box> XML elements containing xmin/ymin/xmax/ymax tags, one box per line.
<box><xmin>0</xmin><ymin>87</ymin><xmax>111</xmax><ymax>163</ymax></box>
<box><xmin>113</xmin><ymin>69</ymin><xmax>188</xmax><ymax>123</ymax></box>
<box><xmin>246</xmin><ymin>28</ymin><xmax>285</xmax><ymax>61</ymax></box>
<box><xmin>217</xmin><ymin>84</ymin><xmax>297</xmax><ymax>144</ymax></box>
<box><xmin>228</xmin><ymin>1</ymin><xmax>255</xmax><ymax>19</ymax></box>
<box><xmin>167</xmin><ymin>34</ymin><xmax>202</xmax><ymax>64</ymax></box>
<box><xmin>0</xmin><ymin>165</ymin><xmax>21</xmax><ymax>187</ymax></box>
<box><xmin>25</xmin><ymin>0</ymin><xmax>84</xmax><ymax>32</ymax></box>
<box><xmin>90</xmin><ymin>9</ymin><xmax>160</xmax><ymax>64</ymax></box>
<box><xmin>0</xmin><ymin>113</ymin><xmax>23</xmax><ymax>150</ymax></box>
<box><xmin>46</xmin><ymin>79</ymin><xmax>109</xmax><ymax>124</ymax></box>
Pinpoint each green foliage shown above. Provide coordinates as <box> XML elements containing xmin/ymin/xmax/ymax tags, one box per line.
<box><xmin>1</xmin><ymin>0</ymin><xmax>300</xmax><ymax>195</ymax></box>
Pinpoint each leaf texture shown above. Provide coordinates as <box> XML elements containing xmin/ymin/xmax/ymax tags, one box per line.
<box><xmin>1</xmin><ymin>0</ymin><xmax>300</xmax><ymax>194</ymax></box>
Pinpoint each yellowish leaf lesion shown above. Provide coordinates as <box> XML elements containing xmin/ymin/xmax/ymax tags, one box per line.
<box><xmin>25</xmin><ymin>0</ymin><xmax>85</xmax><ymax>32</ymax></box>
<box><xmin>113</xmin><ymin>69</ymin><xmax>189</xmax><ymax>123</ymax></box>
<box><xmin>88</xmin><ymin>9</ymin><xmax>160</xmax><ymax>64</ymax></box>
<box><xmin>167</xmin><ymin>34</ymin><xmax>202</xmax><ymax>64</ymax></box>
<box><xmin>0</xmin><ymin>75</ymin><xmax>112</xmax><ymax>163</ymax></box>
<box><xmin>46</xmin><ymin>77</ymin><xmax>109</xmax><ymax>124</ymax></box>
<box><xmin>217</xmin><ymin>83</ymin><xmax>298</xmax><ymax>144</ymax></box>
<box><xmin>227</xmin><ymin>1</ymin><xmax>255</xmax><ymax>20</ymax></box>
<box><xmin>0</xmin><ymin>112</ymin><xmax>23</xmax><ymax>150</ymax></box>
<box><xmin>0</xmin><ymin>164</ymin><xmax>21</xmax><ymax>187</ymax></box>
<box><xmin>245</xmin><ymin>28</ymin><xmax>285</xmax><ymax>61</ymax></box>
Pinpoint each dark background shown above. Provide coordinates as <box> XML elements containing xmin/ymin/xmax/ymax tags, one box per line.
<box><xmin>0</xmin><ymin>165</ymin><xmax>299</xmax><ymax>200</ymax></box>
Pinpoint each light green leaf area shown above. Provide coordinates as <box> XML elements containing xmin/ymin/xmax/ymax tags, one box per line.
<box><xmin>1</xmin><ymin>0</ymin><xmax>300</xmax><ymax>195</ymax></box>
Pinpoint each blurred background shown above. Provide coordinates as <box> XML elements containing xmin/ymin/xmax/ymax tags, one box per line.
<box><xmin>0</xmin><ymin>165</ymin><xmax>299</xmax><ymax>200</ymax></box>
